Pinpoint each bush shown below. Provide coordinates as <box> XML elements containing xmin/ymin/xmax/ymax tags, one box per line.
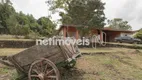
<box><xmin>134</xmin><ymin>29</ymin><xmax>142</xmax><ymax>40</ymax></box>
<box><xmin>24</xmin><ymin>31</ymin><xmax>40</xmax><ymax>39</ymax></box>
<box><xmin>9</xmin><ymin>24</ymin><xmax>30</xmax><ymax>36</ymax></box>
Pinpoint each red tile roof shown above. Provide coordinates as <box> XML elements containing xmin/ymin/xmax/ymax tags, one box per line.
<box><xmin>58</xmin><ymin>25</ymin><xmax>138</xmax><ymax>33</ymax></box>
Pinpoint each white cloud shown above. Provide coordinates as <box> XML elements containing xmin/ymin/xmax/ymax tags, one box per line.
<box><xmin>102</xmin><ymin>0</ymin><xmax>126</xmax><ymax>19</ymax></box>
<box><xmin>11</xmin><ymin>0</ymin><xmax>48</xmax><ymax>19</ymax></box>
<box><xmin>103</xmin><ymin>0</ymin><xmax>142</xmax><ymax>30</ymax></box>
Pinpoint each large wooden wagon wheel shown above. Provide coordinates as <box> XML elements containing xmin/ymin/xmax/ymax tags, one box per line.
<box><xmin>28</xmin><ymin>58</ymin><xmax>60</xmax><ymax>80</ymax></box>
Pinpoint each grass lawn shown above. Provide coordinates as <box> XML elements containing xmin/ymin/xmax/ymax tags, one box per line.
<box><xmin>107</xmin><ymin>42</ymin><xmax>142</xmax><ymax>47</ymax></box>
<box><xmin>0</xmin><ymin>35</ymin><xmax>33</xmax><ymax>41</ymax></box>
<box><xmin>0</xmin><ymin>35</ymin><xmax>19</xmax><ymax>39</ymax></box>
<box><xmin>80</xmin><ymin>47</ymin><xmax>142</xmax><ymax>53</ymax></box>
<box><xmin>63</xmin><ymin>48</ymin><xmax>142</xmax><ymax>80</ymax></box>
<box><xmin>0</xmin><ymin>48</ymin><xmax>26</xmax><ymax>56</ymax></box>
<box><xmin>0</xmin><ymin>48</ymin><xmax>26</xmax><ymax>80</ymax></box>
<box><xmin>0</xmin><ymin>39</ymin><xmax>33</xmax><ymax>41</ymax></box>
<box><xmin>0</xmin><ymin>48</ymin><xmax>142</xmax><ymax>80</ymax></box>
<box><xmin>80</xmin><ymin>48</ymin><xmax>115</xmax><ymax>53</ymax></box>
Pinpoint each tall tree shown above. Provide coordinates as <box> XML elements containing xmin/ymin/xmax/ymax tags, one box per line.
<box><xmin>7</xmin><ymin>13</ymin><xmax>30</xmax><ymax>36</ymax></box>
<box><xmin>0</xmin><ymin>0</ymin><xmax>14</xmax><ymax>33</ymax></box>
<box><xmin>16</xmin><ymin>11</ymin><xmax>29</xmax><ymax>25</ymax></box>
<box><xmin>0</xmin><ymin>0</ymin><xmax>56</xmax><ymax>37</ymax></box>
<box><xmin>47</xmin><ymin>0</ymin><xmax>106</xmax><ymax>36</ymax></box>
<box><xmin>108</xmin><ymin>18</ymin><xmax>132</xmax><ymax>30</ymax></box>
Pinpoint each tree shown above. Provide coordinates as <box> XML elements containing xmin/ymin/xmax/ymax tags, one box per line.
<box><xmin>0</xmin><ymin>0</ymin><xmax>14</xmax><ymax>33</ymax></box>
<box><xmin>134</xmin><ymin>29</ymin><xmax>142</xmax><ymax>40</ymax></box>
<box><xmin>7</xmin><ymin>14</ymin><xmax>30</xmax><ymax>36</ymax></box>
<box><xmin>47</xmin><ymin>0</ymin><xmax>106</xmax><ymax>36</ymax></box>
<box><xmin>108</xmin><ymin>18</ymin><xmax>132</xmax><ymax>30</ymax></box>
<box><xmin>15</xmin><ymin>11</ymin><xmax>30</xmax><ymax>25</ymax></box>
<box><xmin>0</xmin><ymin>0</ymin><xmax>56</xmax><ymax>37</ymax></box>
<box><xmin>37</xmin><ymin>17</ymin><xmax>56</xmax><ymax>36</ymax></box>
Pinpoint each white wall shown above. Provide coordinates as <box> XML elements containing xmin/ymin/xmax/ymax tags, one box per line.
<box><xmin>120</xmin><ymin>33</ymin><xmax>134</xmax><ymax>37</ymax></box>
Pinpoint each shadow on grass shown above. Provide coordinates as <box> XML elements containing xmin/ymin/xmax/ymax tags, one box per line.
<box><xmin>61</xmin><ymin>68</ymin><xmax>85</xmax><ymax>80</ymax></box>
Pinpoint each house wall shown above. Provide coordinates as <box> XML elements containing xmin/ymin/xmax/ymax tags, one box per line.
<box><xmin>103</xmin><ymin>31</ymin><xmax>135</xmax><ymax>42</ymax></box>
<box><xmin>60</xmin><ymin>26</ymin><xmax>79</xmax><ymax>39</ymax></box>
<box><xmin>59</xmin><ymin>26</ymin><xmax>136</xmax><ymax>42</ymax></box>
<box><xmin>62</xmin><ymin>27</ymin><xmax>103</xmax><ymax>41</ymax></box>
<box><xmin>67</xmin><ymin>27</ymin><xmax>79</xmax><ymax>39</ymax></box>
<box><xmin>92</xmin><ymin>29</ymin><xmax>99</xmax><ymax>35</ymax></box>
<box><xmin>103</xmin><ymin>31</ymin><xmax>121</xmax><ymax>42</ymax></box>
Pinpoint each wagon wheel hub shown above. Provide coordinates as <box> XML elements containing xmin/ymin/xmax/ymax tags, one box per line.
<box><xmin>38</xmin><ymin>73</ymin><xmax>44</xmax><ymax>80</ymax></box>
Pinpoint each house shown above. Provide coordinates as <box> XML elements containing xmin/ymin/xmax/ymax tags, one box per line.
<box><xmin>58</xmin><ymin>25</ymin><xmax>137</xmax><ymax>42</ymax></box>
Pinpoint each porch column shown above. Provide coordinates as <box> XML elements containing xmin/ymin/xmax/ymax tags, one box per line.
<box><xmin>76</xmin><ymin>29</ymin><xmax>79</xmax><ymax>39</ymax></box>
<box><xmin>63</xmin><ymin>26</ymin><xmax>67</xmax><ymax>38</ymax></box>
<box><xmin>100</xmin><ymin>30</ymin><xmax>103</xmax><ymax>41</ymax></box>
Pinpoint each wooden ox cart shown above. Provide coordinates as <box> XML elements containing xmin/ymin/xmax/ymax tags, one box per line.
<box><xmin>0</xmin><ymin>42</ymin><xmax>81</xmax><ymax>80</ymax></box>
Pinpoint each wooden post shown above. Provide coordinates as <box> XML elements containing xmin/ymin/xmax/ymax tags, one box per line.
<box><xmin>76</xmin><ymin>29</ymin><xmax>79</xmax><ymax>40</ymax></box>
<box><xmin>63</xmin><ymin>26</ymin><xmax>67</xmax><ymax>38</ymax></box>
<box><xmin>100</xmin><ymin>30</ymin><xmax>103</xmax><ymax>41</ymax></box>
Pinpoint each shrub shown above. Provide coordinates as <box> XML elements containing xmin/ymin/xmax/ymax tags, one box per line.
<box><xmin>24</xmin><ymin>31</ymin><xmax>40</xmax><ymax>39</ymax></box>
<box><xmin>134</xmin><ymin>29</ymin><xmax>142</xmax><ymax>40</ymax></box>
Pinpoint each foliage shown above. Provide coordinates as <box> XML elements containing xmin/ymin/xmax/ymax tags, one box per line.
<box><xmin>24</xmin><ymin>31</ymin><xmax>40</xmax><ymax>39</ymax></box>
<box><xmin>108</xmin><ymin>18</ymin><xmax>132</xmax><ymax>30</ymax></box>
<box><xmin>37</xmin><ymin>17</ymin><xmax>56</xmax><ymax>36</ymax></box>
<box><xmin>16</xmin><ymin>12</ymin><xmax>29</xmax><ymax>25</ymax></box>
<box><xmin>47</xmin><ymin>0</ymin><xmax>106</xmax><ymax>36</ymax></box>
<box><xmin>134</xmin><ymin>29</ymin><xmax>142</xmax><ymax>40</ymax></box>
<box><xmin>0</xmin><ymin>0</ymin><xmax>14</xmax><ymax>33</ymax></box>
<box><xmin>0</xmin><ymin>0</ymin><xmax>56</xmax><ymax>37</ymax></box>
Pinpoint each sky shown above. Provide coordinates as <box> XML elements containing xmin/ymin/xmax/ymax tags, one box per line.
<box><xmin>10</xmin><ymin>0</ymin><xmax>142</xmax><ymax>30</ymax></box>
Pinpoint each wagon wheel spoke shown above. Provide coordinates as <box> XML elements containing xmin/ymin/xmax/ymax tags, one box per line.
<box><xmin>31</xmin><ymin>75</ymin><xmax>40</xmax><ymax>78</ymax></box>
<box><xmin>47</xmin><ymin>76</ymin><xmax>57</xmax><ymax>79</ymax></box>
<box><xmin>40</xmin><ymin>61</ymin><xmax>44</xmax><ymax>72</ymax></box>
<box><xmin>44</xmin><ymin>63</ymin><xmax>49</xmax><ymax>73</ymax></box>
<box><xmin>33</xmin><ymin>69</ymin><xmax>39</xmax><ymax>74</ymax></box>
<box><xmin>35</xmin><ymin>64</ymin><xmax>41</xmax><ymax>72</ymax></box>
<box><xmin>46</xmin><ymin>69</ymin><xmax>54</xmax><ymax>75</ymax></box>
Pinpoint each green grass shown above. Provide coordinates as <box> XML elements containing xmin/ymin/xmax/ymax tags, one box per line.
<box><xmin>80</xmin><ymin>48</ymin><xmax>115</xmax><ymax>53</ymax></box>
<box><xmin>80</xmin><ymin>47</ymin><xmax>141</xmax><ymax>53</ymax></box>
<box><xmin>0</xmin><ymin>48</ymin><xmax>25</xmax><ymax>80</ymax></box>
<box><xmin>0</xmin><ymin>35</ymin><xmax>19</xmax><ymax>39</ymax></box>
<box><xmin>0</xmin><ymin>39</ymin><xmax>33</xmax><ymax>41</ymax></box>
<box><xmin>107</xmin><ymin>42</ymin><xmax>142</xmax><ymax>47</ymax></box>
<box><xmin>0</xmin><ymin>35</ymin><xmax>33</xmax><ymax>41</ymax></box>
<box><xmin>0</xmin><ymin>48</ymin><xmax>142</xmax><ymax>80</ymax></box>
<box><xmin>62</xmin><ymin>49</ymin><xmax>142</xmax><ymax>80</ymax></box>
<box><xmin>0</xmin><ymin>68</ymin><xmax>17</xmax><ymax>80</ymax></box>
<box><xmin>0</xmin><ymin>67</ymin><xmax>10</xmax><ymax>74</ymax></box>
<box><xmin>62</xmin><ymin>48</ymin><xmax>142</xmax><ymax>80</ymax></box>
<box><xmin>0</xmin><ymin>48</ymin><xmax>26</xmax><ymax>56</ymax></box>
